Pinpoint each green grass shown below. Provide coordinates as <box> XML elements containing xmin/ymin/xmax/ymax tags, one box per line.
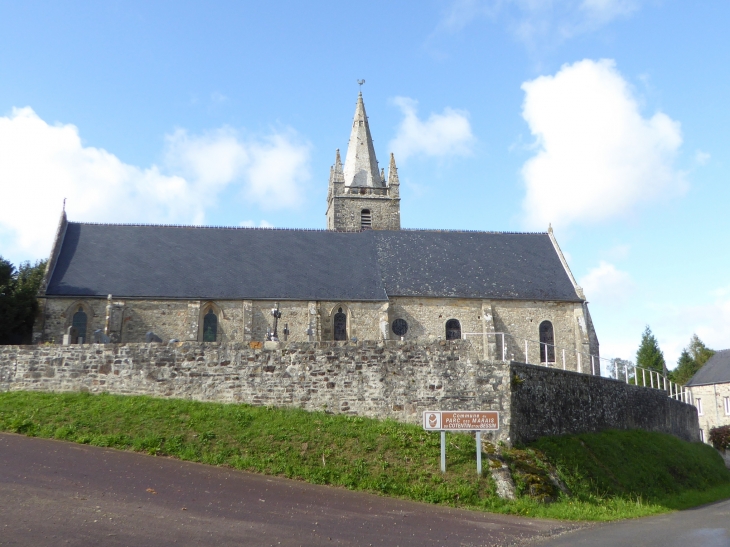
<box><xmin>1</xmin><ymin>391</ymin><xmax>729</xmax><ymax>521</ymax></box>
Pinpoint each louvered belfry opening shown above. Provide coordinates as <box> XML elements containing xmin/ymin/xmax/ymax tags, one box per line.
<box><xmin>360</xmin><ymin>209</ymin><xmax>372</xmax><ymax>230</ymax></box>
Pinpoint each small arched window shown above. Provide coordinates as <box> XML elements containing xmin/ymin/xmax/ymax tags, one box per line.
<box><xmin>445</xmin><ymin>319</ymin><xmax>461</xmax><ymax>340</ymax></box>
<box><xmin>333</xmin><ymin>307</ymin><xmax>347</xmax><ymax>341</ymax></box>
<box><xmin>203</xmin><ymin>309</ymin><xmax>218</xmax><ymax>342</ymax></box>
<box><xmin>72</xmin><ymin>307</ymin><xmax>87</xmax><ymax>343</ymax></box>
<box><xmin>539</xmin><ymin>320</ymin><xmax>555</xmax><ymax>363</ymax></box>
<box><xmin>360</xmin><ymin>209</ymin><xmax>372</xmax><ymax>230</ymax></box>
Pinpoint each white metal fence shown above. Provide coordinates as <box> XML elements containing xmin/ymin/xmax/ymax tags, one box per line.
<box><xmin>461</xmin><ymin>331</ymin><xmax>693</xmax><ymax>404</ymax></box>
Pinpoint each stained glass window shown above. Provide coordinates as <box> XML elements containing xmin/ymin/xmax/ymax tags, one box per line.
<box><xmin>445</xmin><ymin>319</ymin><xmax>461</xmax><ymax>340</ymax></box>
<box><xmin>203</xmin><ymin>309</ymin><xmax>218</xmax><ymax>342</ymax></box>
<box><xmin>334</xmin><ymin>307</ymin><xmax>347</xmax><ymax>341</ymax></box>
<box><xmin>72</xmin><ymin>307</ymin><xmax>87</xmax><ymax>343</ymax></box>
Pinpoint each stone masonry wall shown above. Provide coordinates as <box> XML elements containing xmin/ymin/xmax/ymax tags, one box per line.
<box><xmin>493</xmin><ymin>301</ymin><xmax>587</xmax><ymax>372</ymax></box>
<box><xmin>0</xmin><ymin>340</ymin><xmax>513</xmax><ymax>443</ymax></box>
<box><xmin>330</xmin><ymin>194</ymin><xmax>400</xmax><ymax>231</ymax></box>
<box><xmin>687</xmin><ymin>382</ymin><xmax>730</xmax><ymax>444</ymax></box>
<box><xmin>36</xmin><ymin>296</ymin><xmax>599</xmax><ymax>379</ymax></box>
<box><xmin>509</xmin><ymin>363</ymin><xmax>700</xmax><ymax>444</ymax></box>
<box><xmin>0</xmin><ymin>342</ymin><xmax>699</xmax><ymax>446</ymax></box>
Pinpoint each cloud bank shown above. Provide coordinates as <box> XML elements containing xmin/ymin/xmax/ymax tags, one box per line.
<box><xmin>520</xmin><ymin>59</ymin><xmax>685</xmax><ymax>230</ymax></box>
<box><xmin>0</xmin><ymin>107</ymin><xmax>310</xmax><ymax>261</ymax></box>
<box><xmin>389</xmin><ymin>97</ymin><xmax>473</xmax><ymax>162</ymax></box>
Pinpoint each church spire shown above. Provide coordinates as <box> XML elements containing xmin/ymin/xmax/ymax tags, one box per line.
<box><xmin>343</xmin><ymin>92</ymin><xmax>383</xmax><ymax>187</ymax></box>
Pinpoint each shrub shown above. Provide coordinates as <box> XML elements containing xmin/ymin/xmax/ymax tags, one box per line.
<box><xmin>709</xmin><ymin>425</ymin><xmax>730</xmax><ymax>451</ymax></box>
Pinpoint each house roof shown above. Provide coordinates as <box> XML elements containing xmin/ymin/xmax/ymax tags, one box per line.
<box><xmin>44</xmin><ymin>222</ymin><xmax>584</xmax><ymax>302</ymax></box>
<box><xmin>686</xmin><ymin>349</ymin><xmax>730</xmax><ymax>386</ymax></box>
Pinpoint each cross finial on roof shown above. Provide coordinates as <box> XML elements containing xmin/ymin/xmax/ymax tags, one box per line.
<box><xmin>63</xmin><ymin>198</ymin><xmax>66</xmax><ymax>211</ymax></box>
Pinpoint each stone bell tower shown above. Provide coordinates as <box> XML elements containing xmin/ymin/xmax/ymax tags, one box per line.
<box><xmin>326</xmin><ymin>92</ymin><xmax>401</xmax><ymax>231</ymax></box>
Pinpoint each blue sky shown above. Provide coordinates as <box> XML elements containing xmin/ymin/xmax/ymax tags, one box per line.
<box><xmin>1</xmin><ymin>1</ymin><xmax>728</xmax><ymax>365</ymax></box>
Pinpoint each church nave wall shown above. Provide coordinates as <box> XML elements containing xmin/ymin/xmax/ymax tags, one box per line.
<box><xmin>120</xmin><ymin>300</ymin><xmax>191</xmax><ymax>343</ymax></box>
<box><xmin>250</xmin><ymin>301</ymin><xmax>313</xmax><ymax>343</ymax></box>
<box><xmin>317</xmin><ymin>301</ymin><xmax>385</xmax><ymax>342</ymax></box>
<box><xmin>38</xmin><ymin>297</ymin><xmax>596</xmax><ymax>370</ymax></box>
<box><xmin>38</xmin><ymin>297</ymin><xmax>108</xmax><ymax>345</ymax></box>
<box><xmin>491</xmin><ymin>301</ymin><xmax>588</xmax><ymax>372</ymax></box>
<box><xmin>387</xmin><ymin>298</ymin><xmax>483</xmax><ymax>344</ymax></box>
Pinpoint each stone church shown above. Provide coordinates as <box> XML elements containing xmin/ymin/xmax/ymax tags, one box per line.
<box><xmin>33</xmin><ymin>92</ymin><xmax>600</xmax><ymax>372</ymax></box>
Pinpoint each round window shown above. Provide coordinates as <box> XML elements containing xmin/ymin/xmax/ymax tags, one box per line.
<box><xmin>391</xmin><ymin>318</ymin><xmax>408</xmax><ymax>337</ymax></box>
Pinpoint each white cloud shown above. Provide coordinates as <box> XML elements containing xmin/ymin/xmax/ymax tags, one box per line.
<box><xmin>655</xmin><ymin>291</ymin><xmax>730</xmax><ymax>363</ymax></box>
<box><xmin>389</xmin><ymin>97</ymin><xmax>474</xmax><ymax>162</ymax></box>
<box><xmin>520</xmin><ymin>59</ymin><xmax>685</xmax><ymax>229</ymax></box>
<box><xmin>604</xmin><ymin>243</ymin><xmax>630</xmax><ymax>261</ymax></box>
<box><xmin>0</xmin><ymin>107</ymin><xmax>310</xmax><ymax>262</ymax></box>
<box><xmin>239</xmin><ymin>220</ymin><xmax>273</xmax><ymax>228</ymax></box>
<box><xmin>210</xmin><ymin>92</ymin><xmax>229</xmax><ymax>104</ymax></box>
<box><xmin>579</xmin><ymin>0</ymin><xmax>638</xmax><ymax>25</ymax></box>
<box><xmin>695</xmin><ymin>149</ymin><xmax>710</xmax><ymax>165</ymax></box>
<box><xmin>164</xmin><ymin>128</ymin><xmax>310</xmax><ymax>209</ymax></box>
<box><xmin>580</xmin><ymin>260</ymin><xmax>635</xmax><ymax>307</ymax></box>
<box><xmin>435</xmin><ymin>0</ymin><xmax>641</xmax><ymax>48</ymax></box>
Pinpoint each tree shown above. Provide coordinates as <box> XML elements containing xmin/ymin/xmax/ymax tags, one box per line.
<box><xmin>669</xmin><ymin>334</ymin><xmax>715</xmax><ymax>385</ymax></box>
<box><xmin>688</xmin><ymin>334</ymin><xmax>715</xmax><ymax>368</ymax></box>
<box><xmin>608</xmin><ymin>357</ymin><xmax>634</xmax><ymax>382</ymax></box>
<box><xmin>0</xmin><ymin>256</ymin><xmax>47</xmax><ymax>345</ymax></box>
<box><xmin>636</xmin><ymin>325</ymin><xmax>666</xmax><ymax>376</ymax></box>
<box><xmin>0</xmin><ymin>257</ymin><xmax>16</xmax><ymax>343</ymax></box>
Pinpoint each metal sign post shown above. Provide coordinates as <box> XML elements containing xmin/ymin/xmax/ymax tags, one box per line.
<box><xmin>423</xmin><ymin>411</ymin><xmax>499</xmax><ymax>475</ymax></box>
<box><xmin>440</xmin><ymin>431</ymin><xmax>446</xmax><ymax>473</ymax></box>
<box><xmin>476</xmin><ymin>431</ymin><xmax>482</xmax><ymax>475</ymax></box>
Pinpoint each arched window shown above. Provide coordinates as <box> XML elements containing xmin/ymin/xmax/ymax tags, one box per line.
<box><xmin>333</xmin><ymin>307</ymin><xmax>347</xmax><ymax>341</ymax></box>
<box><xmin>445</xmin><ymin>319</ymin><xmax>461</xmax><ymax>340</ymax></box>
<box><xmin>539</xmin><ymin>320</ymin><xmax>555</xmax><ymax>363</ymax></box>
<box><xmin>203</xmin><ymin>309</ymin><xmax>218</xmax><ymax>342</ymax></box>
<box><xmin>360</xmin><ymin>209</ymin><xmax>372</xmax><ymax>230</ymax></box>
<box><xmin>72</xmin><ymin>307</ymin><xmax>87</xmax><ymax>343</ymax></box>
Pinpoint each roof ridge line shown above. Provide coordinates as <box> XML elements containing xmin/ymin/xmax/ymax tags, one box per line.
<box><xmin>69</xmin><ymin>221</ymin><xmax>547</xmax><ymax>235</ymax></box>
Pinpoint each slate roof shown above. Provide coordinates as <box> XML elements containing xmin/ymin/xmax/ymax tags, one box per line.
<box><xmin>686</xmin><ymin>349</ymin><xmax>730</xmax><ymax>386</ymax></box>
<box><xmin>45</xmin><ymin>222</ymin><xmax>583</xmax><ymax>303</ymax></box>
<box><xmin>373</xmin><ymin>231</ymin><xmax>580</xmax><ymax>301</ymax></box>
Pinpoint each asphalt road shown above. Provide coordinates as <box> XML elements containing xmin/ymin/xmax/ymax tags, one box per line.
<box><xmin>0</xmin><ymin>433</ymin><xmax>581</xmax><ymax>547</ymax></box>
<box><xmin>537</xmin><ymin>498</ymin><xmax>730</xmax><ymax>547</ymax></box>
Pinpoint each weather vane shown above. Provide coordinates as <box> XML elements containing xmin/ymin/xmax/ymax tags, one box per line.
<box><xmin>357</xmin><ymin>79</ymin><xmax>365</xmax><ymax>90</ymax></box>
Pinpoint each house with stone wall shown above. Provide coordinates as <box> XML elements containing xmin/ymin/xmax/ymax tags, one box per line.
<box><xmin>32</xmin><ymin>92</ymin><xmax>600</xmax><ymax>373</ymax></box>
<box><xmin>687</xmin><ymin>349</ymin><xmax>730</xmax><ymax>443</ymax></box>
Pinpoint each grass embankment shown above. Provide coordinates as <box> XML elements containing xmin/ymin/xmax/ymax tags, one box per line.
<box><xmin>1</xmin><ymin>391</ymin><xmax>729</xmax><ymax>520</ymax></box>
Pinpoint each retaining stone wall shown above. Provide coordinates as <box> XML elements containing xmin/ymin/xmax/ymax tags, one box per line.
<box><xmin>0</xmin><ymin>340</ymin><xmax>513</xmax><ymax>443</ymax></box>
<box><xmin>0</xmin><ymin>342</ymin><xmax>699</xmax><ymax>445</ymax></box>
<box><xmin>509</xmin><ymin>363</ymin><xmax>700</xmax><ymax>444</ymax></box>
